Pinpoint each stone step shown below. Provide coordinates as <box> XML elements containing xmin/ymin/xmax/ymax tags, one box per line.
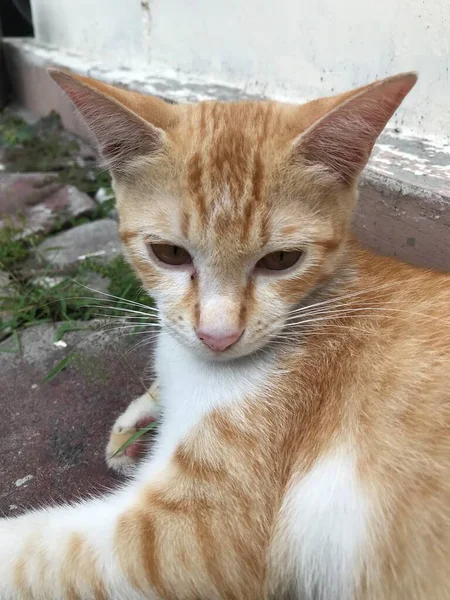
<box><xmin>29</xmin><ymin>218</ymin><xmax>121</xmax><ymax>269</ymax></box>
<box><xmin>0</xmin><ymin>172</ymin><xmax>96</xmax><ymax>237</ymax></box>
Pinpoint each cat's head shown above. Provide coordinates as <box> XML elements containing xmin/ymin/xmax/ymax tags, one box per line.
<box><xmin>50</xmin><ymin>69</ymin><xmax>416</xmax><ymax>360</ymax></box>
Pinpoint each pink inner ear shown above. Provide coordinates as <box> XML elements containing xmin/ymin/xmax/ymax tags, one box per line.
<box><xmin>54</xmin><ymin>77</ymin><xmax>93</xmax><ymax>113</ymax></box>
<box><xmin>52</xmin><ymin>75</ymin><xmax>164</xmax><ymax>170</ymax></box>
<box><xmin>64</xmin><ymin>88</ymin><xmax>86</xmax><ymax>106</ymax></box>
<box><xmin>295</xmin><ymin>74</ymin><xmax>417</xmax><ymax>184</ymax></box>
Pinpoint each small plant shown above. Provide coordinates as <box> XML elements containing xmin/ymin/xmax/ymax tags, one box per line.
<box><xmin>0</xmin><ymin>221</ymin><xmax>154</xmax><ymax>338</ymax></box>
<box><xmin>1</xmin><ymin>258</ymin><xmax>154</xmax><ymax>338</ymax></box>
<box><xmin>0</xmin><ymin>223</ymin><xmax>41</xmax><ymax>271</ymax></box>
<box><xmin>109</xmin><ymin>421</ymin><xmax>159</xmax><ymax>458</ymax></box>
<box><xmin>0</xmin><ymin>108</ymin><xmax>113</xmax><ymax>197</ymax></box>
<box><xmin>79</xmin><ymin>256</ymin><xmax>152</xmax><ymax>310</ymax></box>
<box><xmin>0</xmin><ymin>107</ymin><xmax>157</xmax><ymax>387</ymax></box>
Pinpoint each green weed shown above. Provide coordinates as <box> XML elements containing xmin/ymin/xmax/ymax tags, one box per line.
<box><xmin>0</xmin><ymin>221</ymin><xmax>154</xmax><ymax>341</ymax></box>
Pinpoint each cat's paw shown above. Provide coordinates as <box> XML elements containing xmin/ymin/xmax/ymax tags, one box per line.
<box><xmin>106</xmin><ymin>382</ymin><xmax>160</xmax><ymax>476</ymax></box>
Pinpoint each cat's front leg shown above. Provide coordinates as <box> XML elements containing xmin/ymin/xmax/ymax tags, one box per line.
<box><xmin>0</xmin><ymin>491</ymin><xmax>152</xmax><ymax>600</ymax></box>
<box><xmin>0</xmin><ymin>389</ymin><xmax>271</xmax><ymax>600</ymax></box>
<box><xmin>0</xmin><ymin>425</ymin><xmax>266</xmax><ymax>600</ymax></box>
<box><xmin>106</xmin><ymin>380</ymin><xmax>160</xmax><ymax>475</ymax></box>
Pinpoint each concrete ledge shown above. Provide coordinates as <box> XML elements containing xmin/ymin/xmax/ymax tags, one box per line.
<box><xmin>3</xmin><ymin>37</ymin><xmax>265</xmax><ymax>143</ymax></box>
<box><xmin>356</xmin><ymin>174</ymin><xmax>450</xmax><ymax>271</ymax></box>
<box><xmin>3</xmin><ymin>37</ymin><xmax>450</xmax><ymax>271</ymax></box>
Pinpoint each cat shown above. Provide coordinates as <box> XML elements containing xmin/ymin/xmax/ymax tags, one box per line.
<box><xmin>0</xmin><ymin>67</ymin><xmax>449</xmax><ymax>600</ymax></box>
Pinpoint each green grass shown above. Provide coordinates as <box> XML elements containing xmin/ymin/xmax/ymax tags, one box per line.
<box><xmin>0</xmin><ymin>106</ymin><xmax>160</xmax><ymax>411</ymax></box>
<box><xmin>109</xmin><ymin>421</ymin><xmax>159</xmax><ymax>458</ymax></box>
<box><xmin>0</xmin><ymin>110</ymin><xmax>79</xmax><ymax>171</ymax></box>
<box><xmin>0</xmin><ymin>108</ymin><xmax>114</xmax><ymax>198</ymax></box>
<box><xmin>0</xmin><ymin>224</ymin><xmax>40</xmax><ymax>270</ymax></box>
<box><xmin>80</xmin><ymin>257</ymin><xmax>152</xmax><ymax>309</ymax></box>
<box><xmin>0</xmin><ymin>107</ymin><xmax>155</xmax><ymax>363</ymax></box>
<box><xmin>0</xmin><ymin>224</ymin><xmax>154</xmax><ymax>341</ymax></box>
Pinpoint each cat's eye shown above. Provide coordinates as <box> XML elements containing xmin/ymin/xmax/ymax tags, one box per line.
<box><xmin>256</xmin><ymin>250</ymin><xmax>303</xmax><ymax>271</ymax></box>
<box><xmin>150</xmin><ymin>244</ymin><xmax>192</xmax><ymax>266</ymax></box>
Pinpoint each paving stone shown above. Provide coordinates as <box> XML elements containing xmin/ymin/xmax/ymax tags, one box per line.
<box><xmin>0</xmin><ymin>172</ymin><xmax>61</xmax><ymax>215</ymax></box>
<box><xmin>0</xmin><ymin>173</ymin><xmax>95</xmax><ymax>236</ymax></box>
<box><xmin>94</xmin><ymin>187</ymin><xmax>115</xmax><ymax>205</ymax></box>
<box><xmin>34</xmin><ymin>218</ymin><xmax>121</xmax><ymax>268</ymax></box>
<box><xmin>82</xmin><ymin>272</ymin><xmax>111</xmax><ymax>297</ymax></box>
<box><xmin>0</xmin><ymin>321</ymin><xmax>156</xmax><ymax>512</ymax></box>
<box><xmin>11</xmin><ymin>184</ymin><xmax>95</xmax><ymax>237</ymax></box>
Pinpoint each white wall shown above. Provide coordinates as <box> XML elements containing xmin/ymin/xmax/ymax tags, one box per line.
<box><xmin>31</xmin><ymin>0</ymin><xmax>450</xmax><ymax>139</ymax></box>
<box><xmin>30</xmin><ymin>0</ymin><xmax>150</xmax><ymax>67</ymax></box>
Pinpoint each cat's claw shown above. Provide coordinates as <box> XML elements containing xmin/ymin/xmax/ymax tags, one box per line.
<box><xmin>106</xmin><ymin>381</ymin><xmax>160</xmax><ymax>475</ymax></box>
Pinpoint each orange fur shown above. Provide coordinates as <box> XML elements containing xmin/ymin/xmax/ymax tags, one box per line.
<box><xmin>6</xmin><ymin>69</ymin><xmax>448</xmax><ymax>599</ymax></box>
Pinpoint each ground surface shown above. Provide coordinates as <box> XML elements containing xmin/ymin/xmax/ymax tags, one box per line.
<box><xmin>0</xmin><ymin>323</ymin><xmax>153</xmax><ymax>514</ymax></box>
<box><xmin>0</xmin><ymin>107</ymin><xmax>155</xmax><ymax>513</ymax></box>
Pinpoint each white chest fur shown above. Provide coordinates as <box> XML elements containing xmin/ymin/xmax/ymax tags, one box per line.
<box><xmin>137</xmin><ymin>331</ymin><xmax>276</xmax><ymax>479</ymax></box>
<box><xmin>271</xmin><ymin>448</ymin><xmax>369</xmax><ymax>600</ymax></box>
<box><xmin>138</xmin><ymin>335</ymin><xmax>369</xmax><ymax>599</ymax></box>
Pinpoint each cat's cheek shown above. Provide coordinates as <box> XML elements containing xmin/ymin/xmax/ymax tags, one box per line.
<box><xmin>159</xmin><ymin>279</ymin><xmax>201</xmax><ymax>329</ymax></box>
<box><xmin>274</xmin><ymin>265</ymin><xmax>324</xmax><ymax>305</ymax></box>
<box><xmin>126</xmin><ymin>254</ymin><xmax>164</xmax><ymax>291</ymax></box>
<box><xmin>148</xmin><ymin>268</ymin><xmax>192</xmax><ymax>299</ymax></box>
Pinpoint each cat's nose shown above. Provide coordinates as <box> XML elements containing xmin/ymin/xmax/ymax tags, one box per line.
<box><xmin>196</xmin><ymin>328</ymin><xmax>243</xmax><ymax>352</ymax></box>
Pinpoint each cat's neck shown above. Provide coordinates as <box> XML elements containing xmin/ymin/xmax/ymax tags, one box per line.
<box><xmin>136</xmin><ymin>330</ymin><xmax>279</xmax><ymax>480</ymax></box>
<box><xmin>155</xmin><ymin>330</ymin><xmax>279</xmax><ymax>409</ymax></box>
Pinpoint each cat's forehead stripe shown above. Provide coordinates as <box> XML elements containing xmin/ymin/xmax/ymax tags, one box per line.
<box><xmin>186</xmin><ymin>150</ymin><xmax>207</xmax><ymax>222</ymax></box>
<box><xmin>182</xmin><ymin>101</ymin><xmax>278</xmax><ymax>244</ymax></box>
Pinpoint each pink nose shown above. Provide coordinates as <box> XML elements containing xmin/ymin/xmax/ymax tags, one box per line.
<box><xmin>196</xmin><ymin>328</ymin><xmax>243</xmax><ymax>352</ymax></box>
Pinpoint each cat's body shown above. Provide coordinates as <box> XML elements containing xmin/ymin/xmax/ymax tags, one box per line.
<box><xmin>146</xmin><ymin>250</ymin><xmax>450</xmax><ymax>600</ymax></box>
<box><xmin>0</xmin><ymin>70</ymin><xmax>449</xmax><ymax>600</ymax></box>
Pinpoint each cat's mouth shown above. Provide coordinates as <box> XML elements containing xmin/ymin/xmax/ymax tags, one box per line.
<box><xmin>161</xmin><ymin>316</ymin><xmax>288</xmax><ymax>362</ymax></box>
<box><xmin>193</xmin><ymin>335</ymin><xmax>249</xmax><ymax>361</ymax></box>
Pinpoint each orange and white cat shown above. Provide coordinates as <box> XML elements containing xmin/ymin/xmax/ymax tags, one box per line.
<box><xmin>1</xmin><ymin>68</ymin><xmax>449</xmax><ymax>600</ymax></box>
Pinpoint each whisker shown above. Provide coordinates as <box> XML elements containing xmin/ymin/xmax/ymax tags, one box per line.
<box><xmin>81</xmin><ymin>304</ymin><xmax>159</xmax><ymax>318</ymax></box>
<box><xmin>77</xmin><ymin>297</ymin><xmax>159</xmax><ymax>312</ymax></box>
<box><xmin>285</xmin><ymin>313</ymin><xmax>401</xmax><ymax>329</ymax></box>
<box><xmin>290</xmin><ymin>319</ymin><xmax>377</xmax><ymax>330</ymax></box>
<box><xmin>120</xmin><ymin>335</ymin><xmax>160</xmax><ymax>358</ymax></box>
<box><xmin>116</xmin><ymin>327</ymin><xmax>160</xmax><ymax>340</ymax></box>
<box><xmin>69</xmin><ymin>279</ymin><xmax>156</xmax><ymax>312</ymax></box>
<box><xmin>285</xmin><ymin>281</ymin><xmax>402</xmax><ymax>318</ymax></box>
<box><xmin>98</xmin><ymin>324</ymin><xmax>162</xmax><ymax>334</ymax></box>
<box><xmin>275</xmin><ymin>324</ymin><xmax>375</xmax><ymax>338</ymax></box>
<box><xmin>17</xmin><ymin>294</ymin><xmax>159</xmax><ymax>317</ymax></box>
<box><xmin>89</xmin><ymin>313</ymin><xmax>157</xmax><ymax>322</ymax></box>
<box><xmin>285</xmin><ymin>299</ymin><xmax>387</xmax><ymax>320</ymax></box>
<box><xmin>285</xmin><ymin>306</ymin><xmax>441</xmax><ymax>327</ymax></box>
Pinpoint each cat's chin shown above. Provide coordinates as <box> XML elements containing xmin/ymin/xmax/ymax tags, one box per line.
<box><xmin>167</xmin><ymin>334</ymin><xmax>262</xmax><ymax>362</ymax></box>
<box><xmin>191</xmin><ymin>343</ymin><xmax>256</xmax><ymax>363</ymax></box>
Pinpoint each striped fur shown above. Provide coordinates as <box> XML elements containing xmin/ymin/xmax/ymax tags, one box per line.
<box><xmin>0</xmin><ymin>70</ymin><xmax>449</xmax><ymax>599</ymax></box>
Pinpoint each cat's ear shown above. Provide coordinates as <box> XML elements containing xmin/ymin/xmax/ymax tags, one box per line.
<box><xmin>48</xmin><ymin>69</ymin><xmax>177</xmax><ymax>174</ymax></box>
<box><xmin>293</xmin><ymin>72</ymin><xmax>417</xmax><ymax>185</ymax></box>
